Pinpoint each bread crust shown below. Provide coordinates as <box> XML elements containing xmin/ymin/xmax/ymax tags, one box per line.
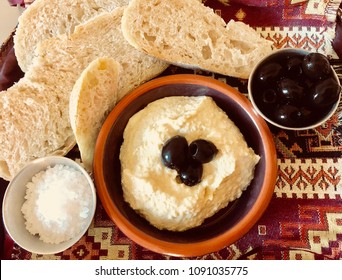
<box><xmin>122</xmin><ymin>0</ymin><xmax>274</xmax><ymax>79</ymax></box>
<box><xmin>69</xmin><ymin>58</ymin><xmax>121</xmax><ymax>172</ymax></box>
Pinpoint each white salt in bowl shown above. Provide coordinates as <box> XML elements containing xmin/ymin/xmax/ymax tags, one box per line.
<box><xmin>2</xmin><ymin>156</ymin><xmax>96</xmax><ymax>255</ymax></box>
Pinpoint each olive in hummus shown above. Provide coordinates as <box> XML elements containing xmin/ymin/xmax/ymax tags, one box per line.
<box><xmin>119</xmin><ymin>96</ymin><xmax>260</xmax><ymax>231</ymax></box>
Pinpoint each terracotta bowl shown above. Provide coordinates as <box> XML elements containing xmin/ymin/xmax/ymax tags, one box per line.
<box><xmin>93</xmin><ymin>74</ymin><xmax>277</xmax><ymax>257</ymax></box>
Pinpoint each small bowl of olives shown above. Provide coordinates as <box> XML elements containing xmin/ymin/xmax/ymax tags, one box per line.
<box><xmin>248</xmin><ymin>48</ymin><xmax>341</xmax><ymax>130</ymax></box>
<box><xmin>93</xmin><ymin>74</ymin><xmax>277</xmax><ymax>257</ymax></box>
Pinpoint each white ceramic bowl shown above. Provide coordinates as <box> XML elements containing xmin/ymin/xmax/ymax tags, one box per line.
<box><xmin>2</xmin><ymin>156</ymin><xmax>96</xmax><ymax>255</ymax></box>
<box><xmin>248</xmin><ymin>48</ymin><xmax>341</xmax><ymax>130</ymax></box>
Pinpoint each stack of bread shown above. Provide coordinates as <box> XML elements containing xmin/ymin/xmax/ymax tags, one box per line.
<box><xmin>0</xmin><ymin>0</ymin><xmax>273</xmax><ymax>180</ymax></box>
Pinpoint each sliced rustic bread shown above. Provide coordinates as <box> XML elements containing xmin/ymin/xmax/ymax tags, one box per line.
<box><xmin>0</xmin><ymin>8</ymin><xmax>168</xmax><ymax>181</ymax></box>
<box><xmin>0</xmin><ymin>80</ymin><xmax>76</xmax><ymax>181</ymax></box>
<box><xmin>121</xmin><ymin>0</ymin><xmax>274</xmax><ymax>79</ymax></box>
<box><xmin>14</xmin><ymin>0</ymin><xmax>129</xmax><ymax>72</ymax></box>
<box><xmin>36</xmin><ymin>8</ymin><xmax>169</xmax><ymax>100</ymax></box>
<box><xmin>69</xmin><ymin>58</ymin><xmax>121</xmax><ymax>172</ymax></box>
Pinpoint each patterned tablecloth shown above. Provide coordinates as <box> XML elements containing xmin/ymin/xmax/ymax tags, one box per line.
<box><xmin>1</xmin><ymin>0</ymin><xmax>342</xmax><ymax>260</ymax></box>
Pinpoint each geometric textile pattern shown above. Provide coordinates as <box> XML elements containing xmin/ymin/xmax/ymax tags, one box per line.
<box><xmin>229</xmin><ymin>199</ymin><xmax>342</xmax><ymax>260</ymax></box>
<box><xmin>14</xmin><ymin>196</ymin><xmax>342</xmax><ymax>260</ymax></box>
<box><xmin>258</xmin><ymin>26</ymin><xmax>337</xmax><ymax>58</ymax></box>
<box><xmin>261</xmin><ymin>205</ymin><xmax>342</xmax><ymax>260</ymax></box>
<box><xmin>273</xmin><ymin>114</ymin><xmax>342</xmax><ymax>158</ymax></box>
<box><xmin>276</xmin><ymin>158</ymin><xmax>342</xmax><ymax>199</ymax></box>
<box><xmin>211</xmin><ymin>0</ymin><xmax>342</xmax><ymax>58</ymax></box>
<box><xmin>306</xmin><ymin>212</ymin><xmax>342</xmax><ymax>259</ymax></box>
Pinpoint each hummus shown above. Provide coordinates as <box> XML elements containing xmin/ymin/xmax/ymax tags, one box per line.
<box><xmin>120</xmin><ymin>96</ymin><xmax>260</xmax><ymax>231</ymax></box>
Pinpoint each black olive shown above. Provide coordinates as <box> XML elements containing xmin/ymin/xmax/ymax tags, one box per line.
<box><xmin>296</xmin><ymin>107</ymin><xmax>315</xmax><ymax>126</ymax></box>
<box><xmin>161</xmin><ymin>135</ymin><xmax>188</xmax><ymax>171</ymax></box>
<box><xmin>189</xmin><ymin>139</ymin><xmax>218</xmax><ymax>163</ymax></box>
<box><xmin>273</xmin><ymin>104</ymin><xmax>301</xmax><ymax>127</ymax></box>
<box><xmin>302</xmin><ymin>53</ymin><xmax>331</xmax><ymax>80</ymax></box>
<box><xmin>179</xmin><ymin>159</ymin><xmax>203</xmax><ymax>186</ymax></box>
<box><xmin>286</xmin><ymin>55</ymin><xmax>303</xmax><ymax>78</ymax></box>
<box><xmin>273</xmin><ymin>104</ymin><xmax>317</xmax><ymax>128</ymax></box>
<box><xmin>262</xmin><ymin>89</ymin><xmax>278</xmax><ymax>104</ymax></box>
<box><xmin>302</xmin><ymin>77</ymin><xmax>315</xmax><ymax>91</ymax></box>
<box><xmin>308</xmin><ymin>78</ymin><xmax>341</xmax><ymax>108</ymax></box>
<box><xmin>256</xmin><ymin>62</ymin><xmax>283</xmax><ymax>84</ymax></box>
<box><xmin>277</xmin><ymin>78</ymin><xmax>305</xmax><ymax>102</ymax></box>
